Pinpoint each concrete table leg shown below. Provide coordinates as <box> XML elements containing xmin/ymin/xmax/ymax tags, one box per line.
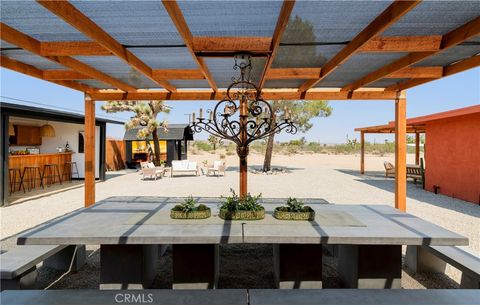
<box><xmin>273</xmin><ymin>244</ymin><xmax>323</xmax><ymax>289</ymax></box>
<box><xmin>405</xmin><ymin>245</ymin><xmax>446</xmax><ymax>273</ymax></box>
<box><xmin>0</xmin><ymin>267</ymin><xmax>37</xmax><ymax>291</ymax></box>
<box><xmin>338</xmin><ymin>245</ymin><xmax>402</xmax><ymax>289</ymax></box>
<box><xmin>100</xmin><ymin>244</ymin><xmax>158</xmax><ymax>290</ymax></box>
<box><xmin>44</xmin><ymin>245</ymin><xmax>86</xmax><ymax>272</ymax></box>
<box><xmin>172</xmin><ymin>244</ymin><xmax>219</xmax><ymax>289</ymax></box>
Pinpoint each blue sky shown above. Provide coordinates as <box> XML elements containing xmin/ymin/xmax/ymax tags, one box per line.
<box><xmin>1</xmin><ymin>67</ymin><xmax>478</xmax><ymax>144</ymax></box>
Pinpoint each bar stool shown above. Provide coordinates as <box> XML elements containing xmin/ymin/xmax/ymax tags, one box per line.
<box><xmin>42</xmin><ymin>164</ymin><xmax>62</xmax><ymax>187</ymax></box>
<box><xmin>22</xmin><ymin>166</ymin><xmax>44</xmax><ymax>191</ymax></box>
<box><xmin>8</xmin><ymin>168</ymin><xmax>24</xmax><ymax>194</ymax></box>
<box><xmin>62</xmin><ymin>161</ymin><xmax>80</xmax><ymax>182</ymax></box>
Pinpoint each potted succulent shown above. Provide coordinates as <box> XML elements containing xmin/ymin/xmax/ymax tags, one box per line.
<box><xmin>170</xmin><ymin>196</ymin><xmax>211</xmax><ymax>219</ymax></box>
<box><xmin>274</xmin><ymin>197</ymin><xmax>315</xmax><ymax>221</ymax></box>
<box><xmin>219</xmin><ymin>189</ymin><xmax>265</xmax><ymax>220</ymax></box>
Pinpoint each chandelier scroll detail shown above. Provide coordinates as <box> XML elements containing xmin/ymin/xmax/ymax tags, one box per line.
<box><xmin>189</xmin><ymin>54</ymin><xmax>297</xmax><ymax>196</ymax></box>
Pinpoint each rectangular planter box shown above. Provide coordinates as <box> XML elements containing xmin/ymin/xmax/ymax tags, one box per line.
<box><xmin>219</xmin><ymin>209</ymin><xmax>265</xmax><ymax>220</ymax></box>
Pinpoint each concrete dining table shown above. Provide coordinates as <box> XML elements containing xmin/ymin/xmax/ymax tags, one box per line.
<box><xmin>17</xmin><ymin>196</ymin><xmax>468</xmax><ymax>289</ymax></box>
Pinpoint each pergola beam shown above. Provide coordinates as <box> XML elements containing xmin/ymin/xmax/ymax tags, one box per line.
<box><xmin>152</xmin><ymin>69</ymin><xmax>205</xmax><ymax>80</ymax></box>
<box><xmin>342</xmin><ymin>16</ymin><xmax>480</xmax><ymax>91</ymax></box>
<box><xmin>41</xmin><ymin>41</ymin><xmax>112</xmax><ymax>56</ymax></box>
<box><xmin>266</xmin><ymin>68</ymin><xmax>322</xmax><ymax>79</ymax></box>
<box><xmin>1</xmin><ymin>22</ymin><xmax>136</xmax><ymax>92</ymax></box>
<box><xmin>89</xmin><ymin>89</ymin><xmax>401</xmax><ymax>101</ymax></box>
<box><xmin>388</xmin><ymin>66</ymin><xmax>444</xmax><ymax>78</ymax></box>
<box><xmin>358</xmin><ymin>36</ymin><xmax>442</xmax><ymax>52</ymax></box>
<box><xmin>298</xmin><ymin>0</ymin><xmax>420</xmax><ymax>92</ymax></box>
<box><xmin>0</xmin><ymin>55</ymin><xmax>95</xmax><ymax>92</ymax></box>
<box><xmin>266</xmin><ymin>66</ymin><xmax>443</xmax><ymax>79</ymax></box>
<box><xmin>386</xmin><ymin>55</ymin><xmax>480</xmax><ymax>91</ymax></box>
<box><xmin>37</xmin><ymin>0</ymin><xmax>176</xmax><ymax>92</ymax></box>
<box><xmin>192</xmin><ymin>37</ymin><xmax>272</xmax><ymax>53</ymax></box>
<box><xmin>258</xmin><ymin>0</ymin><xmax>296</xmax><ymax>90</ymax></box>
<box><xmin>43</xmin><ymin>70</ymin><xmax>93</xmax><ymax>80</ymax></box>
<box><xmin>162</xmin><ymin>0</ymin><xmax>218</xmax><ymax>91</ymax></box>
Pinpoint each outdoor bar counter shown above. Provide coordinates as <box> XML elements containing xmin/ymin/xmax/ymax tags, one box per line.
<box><xmin>9</xmin><ymin>152</ymin><xmax>74</xmax><ymax>169</ymax></box>
<box><xmin>17</xmin><ymin>197</ymin><xmax>468</xmax><ymax>290</ymax></box>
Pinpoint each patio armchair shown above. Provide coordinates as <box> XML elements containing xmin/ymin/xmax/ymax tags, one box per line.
<box><xmin>207</xmin><ymin>161</ymin><xmax>226</xmax><ymax>177</ymax></box>
<box><xmin>384</xmin><ymin>161</ymin><xmax>395</xmax><ymax>178</ymax></box>
<box><xmin>171</xmin><ymin>160</ymin><xmax>198</xmax><ymax>177</ymax></box>
<box><xmin>140</xmin><ymin>162</ymin><xmax>164</xmax><ymax>180</ymax></box>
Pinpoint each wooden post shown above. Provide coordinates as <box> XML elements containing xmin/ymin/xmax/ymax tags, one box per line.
<box><xmin>360</xmin><ymin>131</ymin><xmax>365</xmax><ymax>174</ymax></box>
<box><xmin>415</xmin><ymin>132</ymin><xmax>420</xmax><ymax>165</ymax></box>
<box><xmin>395</xmin><ymin>94</ymin><xmax>407</xmax><ymax>212</ymax></box>
<box><xmin>84</xmin><ymin>94</ymin><xmax>95</xmax><ymax>207</ymax></box>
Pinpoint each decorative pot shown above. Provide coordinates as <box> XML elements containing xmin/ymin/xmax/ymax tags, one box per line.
<box><xmin>219</xmin><ymin>208</ymin><xmax>265</xmax><ymax>220</ymax></box>
<box><xmin>273</xmin><ymin>208</ymin><xmax>315</xmax><ymax>221</ymax></box>
<box><xmin>170</xmin><ymin>208</ymin><xmax>211</xmax><ymax>219</ymax></box>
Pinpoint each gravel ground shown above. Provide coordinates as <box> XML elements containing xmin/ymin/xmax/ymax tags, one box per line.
<box><xmin>1</xmin><ymin>152</ymin><xmax>478</xmax><ymax>289</ymax></box>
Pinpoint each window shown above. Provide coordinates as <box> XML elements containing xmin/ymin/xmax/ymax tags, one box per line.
<box><xmin>78</xmin><ymin>132</ymin><xmax>85</xmax><ymax>153</ymax></box>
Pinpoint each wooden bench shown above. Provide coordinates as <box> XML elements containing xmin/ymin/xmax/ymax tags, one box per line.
<box><xmin>0</xmin><ymin>245</ymin><xmax>86</xmax><ymax>290</ymax></box>
<box><xmin>249</xmin><ymin>289</ymin><xmax>480</xmax><ymax>305</ymax></box>
<box><xmin>406</xmin><ymin>245</ymin><xmax>480</xmax><ymax>289</ymax></box>
<box><xmin>406</xmin><ymin>158</ymin><xmax>425</xmax><ymax>188</ymax></box>
<box><xmin>2</xmin><ymin>289</ymin><xmax>478</xmax><ymax>305</ymax></box>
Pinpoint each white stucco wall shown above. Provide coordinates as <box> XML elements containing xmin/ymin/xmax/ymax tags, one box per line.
<box><xmin>10</xmin><ymin>119</ymin><xmax>101</xmax><ymax>178</ymax></box>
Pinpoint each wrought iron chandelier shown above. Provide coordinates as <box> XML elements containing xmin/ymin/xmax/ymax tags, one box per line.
<box><xmin>189</xmin><ymin>54</ymin><xmax>297</xmax><ymax>195</ymax></box>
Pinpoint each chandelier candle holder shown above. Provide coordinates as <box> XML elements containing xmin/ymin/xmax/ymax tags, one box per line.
<box><xmin>190</xmin><ymin>54</ymin><xmax>297</xmax><ymax>196</ymax></box>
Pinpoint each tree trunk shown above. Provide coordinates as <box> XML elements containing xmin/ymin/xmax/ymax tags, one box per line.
<box><xmin>263</xmin><ymin>132</ymin><xmax>275</xmax><ymax>172</ymax></box>
<box><xmin>152</xmin><ymin>131</ymin><xmax>161</xmax><ymax>166</ymax></box>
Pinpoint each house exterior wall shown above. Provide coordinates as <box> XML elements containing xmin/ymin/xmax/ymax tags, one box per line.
<box><xmin>424</xmin><ymin>113</ymin><xmax>480</xmax><ymax>204</ymax></box>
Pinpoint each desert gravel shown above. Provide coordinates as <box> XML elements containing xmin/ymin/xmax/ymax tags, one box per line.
<box><xmin>1</xmin><ymin>152</ymin><xmax>478</xmax><ymax>289</ymax></box>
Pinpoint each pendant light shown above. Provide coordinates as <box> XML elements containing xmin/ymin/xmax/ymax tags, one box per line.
<box><xmin>41</xmin><ymin>121</ymin><xmax>56</xmax><ymax>137</ymax></box>
<box><xmin>8</xmin><ymin>123</ymin><xmax>15</xmax><ymax>136</ymax></box>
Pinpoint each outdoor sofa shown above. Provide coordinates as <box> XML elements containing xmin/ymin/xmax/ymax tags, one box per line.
<box><xmin>171</xmin><ymin>160</ymin><xmax>198</xmax><ymax>177</ymax></box>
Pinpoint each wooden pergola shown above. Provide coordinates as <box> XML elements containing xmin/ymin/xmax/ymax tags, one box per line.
<box><xmin>355</xmin><ymin>123</ymin><xmax>426</xmax><ymax>175</ymax></box>
<box><xmin>1</xmin><ymin>1</ymin><xmax>479</xmax><ymax>212</ymax></box>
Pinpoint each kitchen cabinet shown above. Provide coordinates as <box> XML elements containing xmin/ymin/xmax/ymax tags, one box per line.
<box><xmin>12</xmin><ymin>125</ymin><xmax>42</xmax><ymax>146</ymax></box>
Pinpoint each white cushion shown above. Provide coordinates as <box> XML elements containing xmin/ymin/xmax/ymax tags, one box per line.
<box><xmin>187</xmin><ymin>162</ymin><xmax>197</xmax><ymax>170</ymax></box>
<box><xmin>213</xmin><ymin>161</ymin><xmax>223</xmax><ymax>169</ymax></box>
<box><xmin>172</xmin><ymin>160</ymin><xmax>182</xmax><ymax>170</ymax></box>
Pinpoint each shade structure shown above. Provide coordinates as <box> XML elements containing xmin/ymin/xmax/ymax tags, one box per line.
<box><xmin>0</xmin><ymin>0</ymin><xmax>478</xmax><ymax>97</ymax></box>
<box><xmin>40</xmin><ymin>123</ymin><xmax>56</xmax><ymax>137</ymax></box>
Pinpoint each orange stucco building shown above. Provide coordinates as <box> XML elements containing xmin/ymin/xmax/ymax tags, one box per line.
<box><xmin>357</xmin><ymin>105</ymin><xmax>480</xmax><ymax>205</ymax></box>
<box><xmin>408</xmin><ymin>105</ymin><xmax>480</xmax><ymax>204</ymax></box>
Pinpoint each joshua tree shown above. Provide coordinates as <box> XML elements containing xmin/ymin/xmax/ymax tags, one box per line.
<box><xmin>263</xmin><ymin>100</ymin><xmax>332</xmax><ymax>172</ymax></box>
<box><xmin>208</xmin><ymin>135</ymin><xmax>220</xmax><ymax>152</ymax></box>
<box><xmin>102</xmin><ymin>101</ymin><xmax>170</xmax><ymax>166</ymax></box>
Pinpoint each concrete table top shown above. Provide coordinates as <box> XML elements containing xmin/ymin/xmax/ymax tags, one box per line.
<box><xmin>17</xmin><ymin>196</ymin><xmax>468</xmax><ymax>246</ymax></box>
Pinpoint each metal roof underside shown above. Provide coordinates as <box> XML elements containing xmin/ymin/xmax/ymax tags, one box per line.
<box><xmin>0</xmin><ymin>1</ymin><xmax>478</xmax><ymax>99</ymax></box>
